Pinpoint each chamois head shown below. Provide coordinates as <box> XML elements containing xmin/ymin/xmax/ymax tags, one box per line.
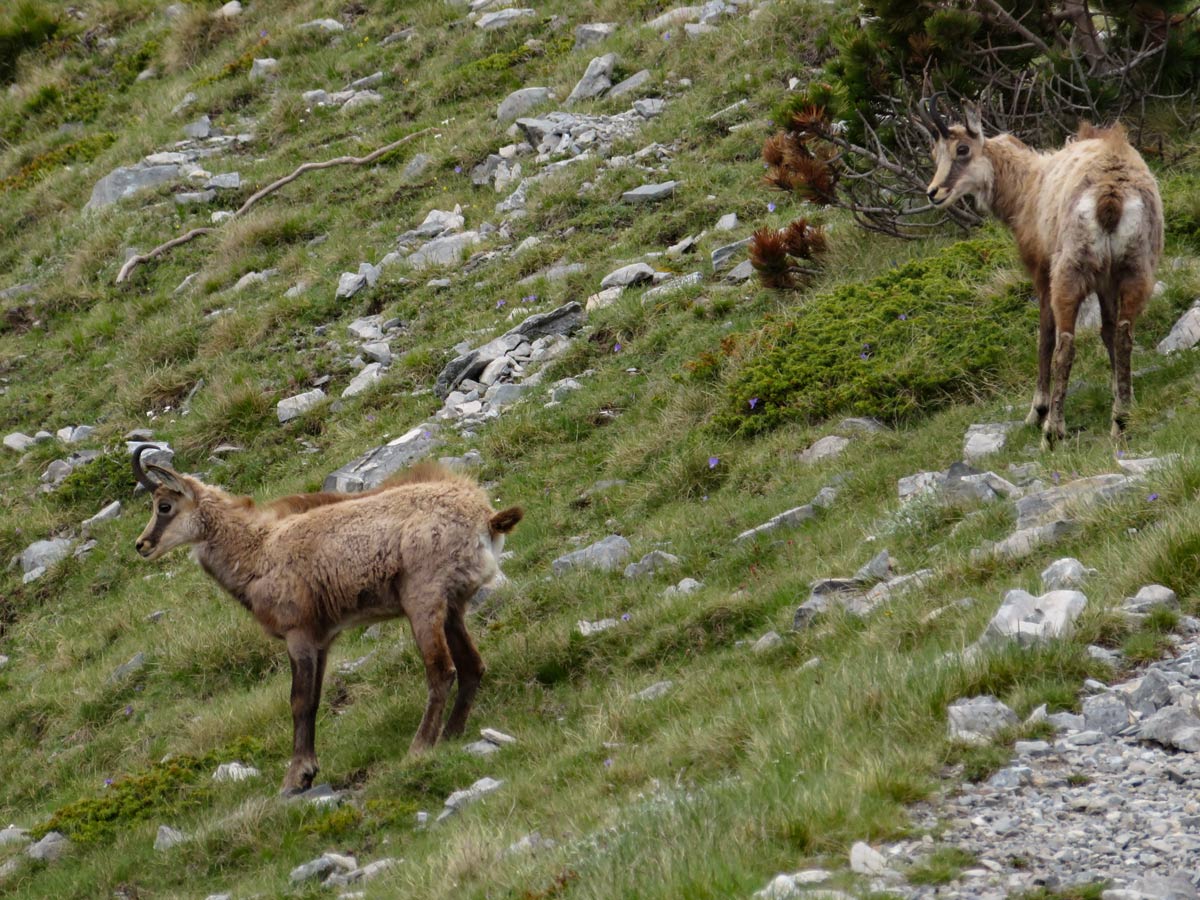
<box><xmin>919</xmin><ymin>95</ymin><xmax>990</xmax><ymax>209</ymax></box>
<box><xmin>132</xmin><ymin>445</ymin><xmax>200</xmax><ymax>560</ymax></box>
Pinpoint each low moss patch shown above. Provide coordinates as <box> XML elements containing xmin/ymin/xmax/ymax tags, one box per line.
<box><xmin>719</xmin><ymin>237</ymin><xmax>1033</xmax><ymax>434</ymax></box>
<box><xmin>33</xmin><ymin>738</ymin><xmax>264</xmax><ymax>843</ymax></box>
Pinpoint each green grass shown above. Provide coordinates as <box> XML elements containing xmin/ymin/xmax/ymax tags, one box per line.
<box><xmin>1</xmin><ymin>0</ymin><xmax>1199</xmax><ymax>897</ymax></box>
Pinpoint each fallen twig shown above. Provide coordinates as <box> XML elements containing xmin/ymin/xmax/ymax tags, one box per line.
<box><xmin>116</xmin><ymin>127</ymin><xmax>433</xmax><ymax>284</ymax></box>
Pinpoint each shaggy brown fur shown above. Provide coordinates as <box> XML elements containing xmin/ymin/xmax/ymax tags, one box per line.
<box><xmin>132</xmin><ymin>450</ymin><xmax>522</xmax><ymax>794</ymax></box>
<box><xmin>922</xmin><ymin>103</ymin><xmax>1163</xmax><ymax>446</ymax></box>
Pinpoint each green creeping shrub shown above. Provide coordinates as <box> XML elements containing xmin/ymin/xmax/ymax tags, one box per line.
<box><xmin>33</xmin><ymin>738</ymin><xmax>264</xmax><ymax>843</ymax></box>
<box><xmin>53</xmin><ymin>451</ymin><xmax>139</xmax><ymax>513</ymax></box>
<box><xmin>719</xmin><ymin>237</ymin><xmax>1033</xmax><ymax>434</ymax></box>
<box><xmin>0</xmin><ymin>132</ymin><xmax>116</xmax><ymax>194</ymax></box>
<box><xmin>439</xmin><ymin>32</ymin><xmax>573</xmax><ymax>102</ymax></box>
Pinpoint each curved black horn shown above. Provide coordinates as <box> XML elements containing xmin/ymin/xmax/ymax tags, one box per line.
<box><xmin>131</xmin><ymin>444</ymin><xmax>160</xmax><ymax>492</ymax></box>
<box><xmin>926</xmin><ymin>92</ymin><xmax>952</xmax><ymax>139</ymax></box>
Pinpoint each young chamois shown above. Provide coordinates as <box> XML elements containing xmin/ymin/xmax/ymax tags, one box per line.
<box><xmin>132</xmin><ymin>446</ymin><xmax>522</xmax><ymax>794</ymax></box>
<box><xmin>919</xmin><ymin>95</ymin><xmax>1163</xmax><ymax>447</ymax></box>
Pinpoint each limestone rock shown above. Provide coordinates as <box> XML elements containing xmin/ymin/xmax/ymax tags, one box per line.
<box><xmin>552</xmin><ymin>535</ymin><xmax>632</xmax><ymax>574</ymax></box>
<box><xmin>476</xmin><ymin>8</ymin><xmax>536</xmax><ymax>29</ymax></box>
<box><xmin>798</xmin><ymin>435</ymin><xmax>849</xmax><ymax>464</ymax></box>
<box><xmin>498</xmin><ymin>87</ymin><xmax>552</xmax><ymax>122</ymax></box>
<box><xmin>622</xmin><ymin>181</ymin><xmax>677</xmax><ymax>203</ymax></box>
<box><xmin>1041</xmin><ymin>557</ymin><xmax>1096</xmax><ymax>592</ymax></box>
<box><xmin>154</xmin><ymin>825</ymin><xmax>186</xmax><ymax>851</ymax></box>
<box><xmin>323</xmin><ymin>424</ymin><xmax>440</xmax><ymax>492</ymax></box>
<box><xmin>624</xmin><ymin>550</ymin><xmax>681</xmax><ymax>578</ymax></box>
<box><xmin>277</xmin><ymin>389</ymin><xmax>325</xmax><ymax>423</ymax></box>
<box><xmin>976</xmin><ymin>589</ymin><xmax>1088</xmax><ymax>649</ymax></box>
<box><xmin>948</xmin><ymin>695</ymin><xmax>1019</xmax><ymax>745</ymax></box>
<box><xmin>86</xmin><ymin>164</ymin><xmax>180</xmax><ymax>210</ymax></box>
<box><xmin>1157</xmin><ymin>302</ymin><xmax>1200</xmax><ymax>354</ymax></box>
<box><xmin>963</xmin><ymin>422</ymin><xmax>1016</xmax><ymax>462</ymax></box>
<box><xmin>567</xmin><ymin>53</ymin><xmax>617</xmax><ymax>104</ymax></box>
<box><xmin>601</xmin><ymin>263</ymin><xmax>655</xmax><ymax>289</ymax></box>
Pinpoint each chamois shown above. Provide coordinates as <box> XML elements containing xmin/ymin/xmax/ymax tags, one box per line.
<box><xmin>919</xmin><ymin>95</ymin><xmax>1163</xmax><ymax>446</ymax></box>
<box><xmin>132</xmin><ymin>447</ymin><xmax>522</xmax><ymax>794</ymax></box>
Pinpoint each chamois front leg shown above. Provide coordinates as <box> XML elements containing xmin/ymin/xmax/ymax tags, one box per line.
<box><xmin>1026</xmin><ymin>274</ymin><xmax>1054</xmax><ymax>428</ymax></box>
<box><xmin>442</xmin><ymin>604</ymin><xmax>486</xmax><ymax>739</ymax></box>
<box><xmin>405</xmin><ymin>603</ymin><xmax>457</xmax><ymax>755</ymax></box>
<box><xmin>282</xmin><ymin>632</ymin><xmax>327</xmax><ymax>795</ymax></box>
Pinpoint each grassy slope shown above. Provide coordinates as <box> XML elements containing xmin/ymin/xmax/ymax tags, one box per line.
<box><xmin>2</xmin><ymin>1</ymin><xmax>1200</xmax><ymax>897</ymax></box>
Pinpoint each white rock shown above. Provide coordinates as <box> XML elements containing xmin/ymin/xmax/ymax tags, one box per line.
<box><xmin>1040</xmin><ymin>557</ymin><xmax>1095</xmax><ymax>592</ymax></box>
<box><xmin>154</xmin><ymin>825</ymin><xmax>186</xmax><ymax>851</ymax></box>
<box><xmin>299</xmin><ymin>17</ymin><xmax>344</xmax><ymax>31</ymax></box>
<box><xmin>481</xmin><ymin>728</ymin><xmax>516</xmax><ymax>745</ymax></box>
<box><xmin>578</xmin><ymin>618</ymin><xmax>619</xmax><ymax>636</ymax></box>
<box><xmin>798</xmin><ymin>435</ymin><xmax>849</xmax><ymax>464</ymax></box>
<box><xmin>752</xmin><ymin>631</ymin><xmax>783</xmax><ymax>653</ymax></box>
<box><xmin>633</xmin><ymin>680</ymin><xmax>674</xmax><ymax>700</ymax></box>
<box><xmin>963</xmin><ymin>422</ymin><xmax>1015</xmax><ymax>462</ymax></box>
<box><xmin>215</xmin><ymin>1</ymin><xmax>242</xmax><ymax>18</ymax></box>
<box><xmin>82</xmin><ymin>501</ymin><xmax>121</xmax><ymax>533</ymax></box>
<box><xmin>476</xmin><ymin>8</ymin><xmax>536</xmax><ymax>29</ymax></box>
<box><xmin>586</xmin><ymin>286</ymin><xmax>623</xmax><ymax>311</ymax></box>
<box><xmin>249</xmin><ymin>58</ymin><xmax>278</xmax><ymax>81</ymax></box>
<box><xmin>948</xmin><ymin>695</ymin><xmax>1019</xmax><ymax>745</ymax></box>
<box><xmin>979</xmin><ymin>588</ymin><xmax>1088</xmax><ymax>648</ymax></box>
<box><xmin>600</xmin><ymin>263</ymin><xmax>655</xmax><ymax>289</ymax></box>
<box><xmin>342</xmin><ymin>363</ymin><xmax>383</xmax><ymax>398</ymax></box>
<box><xmin>849</xmin><ymin>841</ymin><xmax>890</xmax><ymax>876</ymax></box>
<box><xmin>3</xmin><ymin>432</ymin><xmax>34</xmax><ymax>452</ymax></box>
<box><xmin>212</xmin><ymin>762</ymin><xmax>261</xmax><ymax>782</ymax></box>
<box><xmin>1157</xmin><ymin>302</ymin><xmax>1200</xmax><ymax>354</ymax></box>
<box><xmin>444</xmin><ymin>776</ymin><xmax>504</xmax><ymax>810</ymax></box>
<box><xmin>277</xmin><ymin>389</ymin><xmax>325</xmax><ymax>423</ymax></box>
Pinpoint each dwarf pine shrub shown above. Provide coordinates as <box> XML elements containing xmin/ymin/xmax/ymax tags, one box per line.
<box><xmin>720</xmin><ymin>237</ymin><xmax>1034</xmax><ymax>434</ymax></box>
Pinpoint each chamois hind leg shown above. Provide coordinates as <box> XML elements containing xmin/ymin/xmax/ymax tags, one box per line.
<box><xmin>1026</xmin><ymin>267</ymin><xmax>1055</xmax><ymax>427</ymax></box>
<box><xmin>1111</xmin><ymin>271</ymin><xmax>1153</xmax><ymax>439</ymax></box>
<box><xmin>442</xmin><ymin>603</ymin><xmax>486</xmax><ymax>740</ymax></box>
<box><xmin>404</xmin><ymin>597</ymin><xmax>457</xmax><ymax>755</ymax></box>
<box><xmin>282</xmin><ymin>633</ymin><xmax>328</xmax><ymax>795</ymax></box>
<box><xmin>1043</xmin><ymin>269</ymin><xmax>1088</xmax><ymax>449</ymax></box>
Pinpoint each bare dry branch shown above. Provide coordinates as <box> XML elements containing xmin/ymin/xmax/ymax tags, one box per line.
<box><xmin>116</xmin><ymin>127</ymin><xmax>433</xmax><ymax>285</ymax></box>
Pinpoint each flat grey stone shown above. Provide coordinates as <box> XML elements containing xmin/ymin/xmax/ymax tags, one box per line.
<box><xmin>0</xmin><ymin>826</ymin><xmax>30</xmax><ymax>847</ymax></box>
<box><xmin>109</xmin><ymin>652</ymin><xmax>146</xmax><ymax>683</ymax></box>
<box><xmin>4</xmin><ymin>432</ymin><xmax>35</xmax><ymax>452</ymax></box>
<box><xmin>1125</xmin><ymin>584</ymin><xmax>1179</xmax><ymax>615</ymax></box>
<box><xmin>182</xmin><ymin>115</ymin><xmax>212</xmax><ymax>139</ymax></box>
<box><xmin>601</xmin><ymin>263</ymin><xmax>655</xmax><ymax>289</ymax></box>
<box><xmin>299</xmin><ymin>17</ymin><xmax>343</xmax><ymax>31</ymax></box>
<box><xmin>21</xmin><ymin>537</ymin><xmax>74</xmax><ymax>574</ymax></box>
<box><xmin>574</xmin><ymin>22</ymin><xmax>616</xmax><ymax>48</ymax></box>
<box><xmin>154</xmin><ymin>825</ymin><xmax>186</xmax><ymax>851</ymax></box>
<box><xmin>249</xmin><ymin>58</ymin><xmax>278</xmax><ymax>81</ymax></box>
<box><xmin>27</xmin><ymin>831</ymin><xmax>69</xmax><ymax>861</ymax></box>
<box><xmin>567</xmin><ymin>53</ymin><xmax>617</xmax><ymax>104</ymax></box>
<box><xmin>1139</xmin><ymin>706</ymin><xmax>1200</xmax><ymax>751</ymax></box>
<box><xmin>735</xmin><ymin>505</ymin><xmax>814</xmax><ymax>543</ymax></box>
<box><xmin>633</xmin><ymin>680</ymin><xmax>673</xmax><ymax>700</ymax></box>
<box><xmin>205</xmin><ymin>172</ymin><xmax>241</xmax><ymax>190</ymax></box>
<box><xmin>498</xmin><ymin>87</ymin><xmax>552</xmax><ymax>122</ymax></box>
<box><xmin>798</xmin><ymin>435</ymin><xmax>849</xmax><ymax>464</ymax></box>
<box><xmin>1041</xmin><ymin>557</ymin><xmax>1096</xmax><ymax>591</ymax></box>
<box><xmin>290</xmin><ymin>856</ymin><xmax>335</xmax><ymax>884</ymax></box>
<box><xmin>948</xmin><ymin>695</ymin><xmax>1019</xmax><ymax>745</ymax></box>
<box><xmin>963</xmin><ymin>422</ymin><xmax>1015</xmax><ymax>462</ymax></box>
<box><xmin>212</xmin><ymin>762</ymin><xmax>260</xmax><ymax>782</ymax></box>
<box><xmin>975</xmin><ymin>588</ymin><xmax>1088</xmax><ymax>649</ymax></box>
<box><xmin>622</xmin><ymin>181</ymin><xmax>677</xmax><ymax>203</ymax></box>
<box><xmin>476</xmin><ymin>8</ymin><xmax>536</xmax><ymax>29</ymax></box>
<box><xmin>82</xmin><ymin>501</ymin><xmax>122</xmax><ymax>533</ymax></box>
<box><xmin>623</xmin><ymin>550</ymin><xmax>681</xmax><ymax>579</ymax></box>
<box><xmin>444</xmin><ymin>776</ymin><xmax>504</xmax><ymax>810</ymax></box>
<box><xmin>434</xmin><ymin>302</ymin><xmax>584</xmax><ymax>397</ymax></box>
<box><xmin>323</xmin><ymin>424</ymin><xmax>440</xmax><ymax>492</ymax></box>
<box><xmin>277</xmin><ymin>389</ymin><xmax>326</xmax><ymax>423</ymax></box>
<box><xmin>406</xmin><ymin>231</ymin><xmax>482</xmax><ymax>270</ymax></box>
<box><xmin>608</xmin><ymin>69</ymin><xmax>651</xmax><ymax>98</ymax></box>
<box><xmin>711</xmin><ymin>237</ymin><xmax>752</xmax><ymax>272</ymax></box>
<box><xmin>849</xmin><ymin>841</ymin><xmax>890</xmax><ymax>876</ymax></box>
<box><xmin>402</xmin><ymin>153</ymin><xmax>432</xmax><ymax>181</ymax></box>
<box><xmin>664</xmin><ymin>577</ymin><xmax>703</xmax><ymax>596</ymax></box>
<box><xmin>1015</xmin><ymin>474</ymin><xmax>1136</xmax><ymax>530</ymax></box>
<box><xmin>342</xmin><ymin>363</ymin><xmax>383</xmax><ymax>398</ymax></box>
<box><xmin>341</xmin><ymin>90</ymin><xmax>383</xmax><ymax>113</ymax></box>
<box><xmin>642</xmin><ymin>271</ymin><xmax>702</xmax><ymax>300</ymax></box>
<box><xmin>552</xmin><ymin>535</ymin><xmax>632</xmax><ymax>574</ymax></box>
<box><xmin>752</xmin><ymin>631</ymin><xmax>783</xmax><ymax>653</ymax></box>
<box><xmin>347</xmin><ymin>71</ymin><xmax>384</xmax><ymax>90</ymax></box>
<box><xmin>174</xmin><ymin>190</ymin><xmax>216</xmax><ymax>205</ymax></box>
<box><xmin>724</xmin><ymin>259</ymin><xmax>754</xmax><ymax>283</ymax></box>
<box><xmin>1082</xmin><ymin>692</ymin><xmax>1132</xmax><ymax>735</ymax></box>
<box><xmin>86</xmin><ymin>164</ymin><xmax>180</xmax><ymax>210</ymax></box>
<box><xmin>1157</xmin><ymin>302</ymin><xmax>1200</xmax><ymax>354</ymax></box>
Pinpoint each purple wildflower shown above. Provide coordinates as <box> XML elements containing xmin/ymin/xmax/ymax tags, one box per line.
<box><xmin>621</xmin><ymin>613</ymin><xmax>631</xmax><ymax>622</ymax></box>
<box><xmin>708</xmin><ymin>456</ymin><xmax>719</xmax><ymax>469</ymax></box>
<box><xmin>1052</xmin><ymin>471</ymin><xmax>1061</xmax><ymax>483</ymax></box>
<box><xmin>749</xmin><ymin>397</ymin><xmax>758</xmax><ymax>410</ymax></box>
<box><xmin>604</xmin><ymin>758</ymin><xmax>614</xmax><ymax>767</ymax></box>
<box><xmin>104</xmin><ymin>778</ymin><xmax>114</xmax><ymax>786</ymax></box>
<box><xmin>496</xmin><ymin>299</ymin><xmax>506</xmax><ymax>309</ymax></box>
<box><xmin>767</xmin><ymin>202</ymin><xmax>776</xmax><ymax>213</ymax></box>
<box><xmin>124</xmin><ymin>705</ymin><xmax>133</xmax><ymax>716</ymax></box>
<box><xmin>613</xmin><ymin>343</ymin><xmax>622</xmax><ymax>353</ymax></box>
<box><xmin>1149</xmin><ymin>493</ymin><xmax>1160</xmax><ymax>501</ymax></box>
<box><xmin>663</xmin><ymin>31</ymin><xmax>671</xmax><ymax>40</ymax></box>
<box><xmin>898</xmin><ymin>313</ymin><xmax>908</xmax><ymax>321</ymax></box>
<box><xmin>1117</xmin><ymin>449</ymin><xmax>1125</xmax><ymax>458</ymax></box>
<box><xmin>454</xmin><ymin>165</ymin><xmax>462</xmax><ymax>174</ymax></box>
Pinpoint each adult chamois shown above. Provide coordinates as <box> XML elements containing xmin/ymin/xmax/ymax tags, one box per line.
<box><xmin>132</xmin><ymin>447</ymin><xmax>522</xmax><ymax>794</ymax></box>
<box><xmin>919</xmin><ymin>95</ymin><xmax>1163</xmax><ymax>447</ymax></box>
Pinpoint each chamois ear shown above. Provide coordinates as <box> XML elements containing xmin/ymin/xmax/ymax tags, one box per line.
<box><xmin>963</xmin><ymin>101</ymin><xmax>983</xmax><ymax>139</ymax></box>
<box><xmin>145</xmin><ymin>464</ymin><xmax>194</xmax><ymax>500</ymax></box>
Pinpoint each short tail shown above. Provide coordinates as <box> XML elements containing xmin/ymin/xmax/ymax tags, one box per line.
<box><xmin>1096</xmin><ymin>188</ymin><xmax>1123</xmax><ymax>233</ymax></box>
<box><xmin>489</xmin><ymin>506</ymin><xmax>523</xmax><ymax>535</ymax></box>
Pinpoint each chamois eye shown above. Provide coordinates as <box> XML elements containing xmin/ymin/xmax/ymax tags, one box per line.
<box><xmin>158</xmin><ymin>502</ymin><xmax>171</xmax><ymax>514</ymax></box>
<box><xmin>956</xmin><ymin>144</ymin><xmax>970</xmax><ymax>157</ymax></box>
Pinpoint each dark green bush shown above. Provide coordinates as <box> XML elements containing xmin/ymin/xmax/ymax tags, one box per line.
<box><xmin>720</xmin><ymin>237</ymin><xmax>1035</xmax><ymax>434</ymax></box>
<box><xmin>0</xmin><ymin>1</ymin><xmax>60</xmax><ymax>84</ymax></box>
